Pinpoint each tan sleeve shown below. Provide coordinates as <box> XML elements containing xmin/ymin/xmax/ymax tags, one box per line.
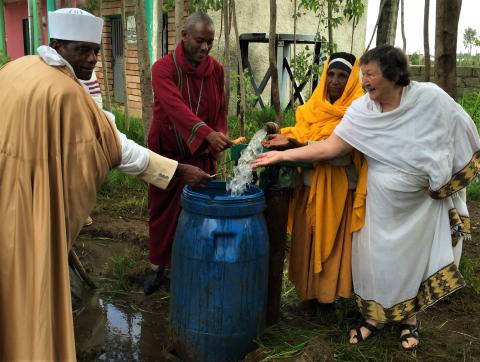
<box><xmin>138</xmin><ymin>150</ymin><xmax>178</xmax><ymax>189</ymax></box>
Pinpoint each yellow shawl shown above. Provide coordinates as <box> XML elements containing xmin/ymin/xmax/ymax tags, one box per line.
<box><xmin>0</xmin><ymin>56</ymin><xmax>121</xmax><ymax>361</ymax></box>
<box><xmin>282</xmin><ymin>58</ymin><xmax>367</xmax><ymax>273</ymax></box>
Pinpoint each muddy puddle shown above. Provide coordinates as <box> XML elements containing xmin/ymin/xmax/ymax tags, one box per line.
<box><xmin>72</xmin><ymin>238</ymin><xmax>176</xmax><ymax>361</ymax></box>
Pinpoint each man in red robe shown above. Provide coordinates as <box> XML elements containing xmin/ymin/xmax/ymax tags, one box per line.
<box><xmin>146</xmin><ymin>12</ymin><xmax>232</xmax><ymax>294</ymax></box>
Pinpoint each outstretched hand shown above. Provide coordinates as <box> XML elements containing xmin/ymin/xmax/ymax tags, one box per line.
<box><xmin>206</xmin><ymin>132</ymin><xmax>233</xmax><ymax>153</ymax></box>
<box><xmin>250</xmin><ymin>151</ymin><xmax>285</xmax><ymax>169</ymax></box>
<box><xmin>262</xmin><ymin>134</ymin><xmax>305</xmax><ymax>150</ymax></box>
<box><xmin>176</xmin><ymin>163</ymin><xmax>213</xmax><ymax>187</ymax></box>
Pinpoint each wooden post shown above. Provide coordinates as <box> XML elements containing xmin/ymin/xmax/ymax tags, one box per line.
<box><xmin>136</xmin><ymin>0</ymin><xmax>153</xmax><ymax>142</ymax></box>
<box><xmin>174</xmin><ymin>0</ymin><xmax>184</xmax><ymax>44</ymax></box>
<box><xmin>231</xmin><ymin>0</ymin><xmax>245</xmax><ymax>136</ymax></box>
<box><xmin>156</xmin><ymin>0</ymin><xmax>164</xmax><ymax>59</ymax></box>
<box><xmin>46</xmin><ymin>0</ymin><xmax>56</xmax><ymax>42</ymax></box>
<box><xmin>121</xmin><ymin>0</ymin><xmax>130</xmax><ymax>129</ymax></box>
<box><xmin>0</xmin><ymin>0</ymin><xmax>6</xmax><ymax>53</ymax></box>
<box><xmin>99</xmin><ymin>0</ymin><xmax>112</xmax><ymax>111</ymax></box>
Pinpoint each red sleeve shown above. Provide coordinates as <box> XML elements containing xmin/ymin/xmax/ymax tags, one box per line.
<box><xmin>151</xmin><ymin>57</ymin><xmax>214</xmax><ymax>155</ymax></box>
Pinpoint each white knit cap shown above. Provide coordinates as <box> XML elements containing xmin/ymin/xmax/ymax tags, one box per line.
<box><xmin>48</xmin><ymin>8</ymin><xmax>103</xmax><ymax>44</ymax></box>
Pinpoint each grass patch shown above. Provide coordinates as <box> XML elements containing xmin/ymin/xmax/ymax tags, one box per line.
<box><xmin>460</xmin><ymin>254</ymin><xmax>480</xmax><ymax>296</ymax></box>
<box><xmin>107</xmin><ymin>247</ymin><xmax>149</xmax><ymax>291</ymax></box>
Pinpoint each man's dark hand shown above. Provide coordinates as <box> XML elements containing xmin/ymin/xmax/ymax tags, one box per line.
<box><xmin>205</xmin><ymin>132</ymin><xmax>233</xmax><ymax>153</ymax></box>
<box><xmin>262</xmin><ymin>134</ymin><xmax>306</xmax><ymax>150</ymax></box>
<box><xmin>176</xmin><ymin>163</ymin><xmax>212</xmax><ymax>187</ymax></box>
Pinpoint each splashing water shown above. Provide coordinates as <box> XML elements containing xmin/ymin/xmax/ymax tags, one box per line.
<box><xmin>226</xmin><ymin>129</ymin><xmax>267</xmax><ymax>196</ymax></box>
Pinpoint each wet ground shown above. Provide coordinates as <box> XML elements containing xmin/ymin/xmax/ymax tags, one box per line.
<box><xmin>72</xmin><ymin>206</ymin><xmax>480</xmax><ymax>361</ymax></box>
<box><xmin>73</xmin><ymin>237</ymin><xmax>177</xmax><ymax>361</ymax></box>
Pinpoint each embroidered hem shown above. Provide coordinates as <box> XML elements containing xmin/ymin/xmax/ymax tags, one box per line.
<box><xmin>429</xmin><ymin>150</ymin><xmax>480</xmax><ymax>199</ymax></box>
<box><xmin>449</xmin><ymin>208</ymin><xmax>471</xmax><ymax>246</ymax></box>
<box><xmin>355</xmin><ymin>263</ymin><xmax>465</xmax><ymax>322</ymax></box>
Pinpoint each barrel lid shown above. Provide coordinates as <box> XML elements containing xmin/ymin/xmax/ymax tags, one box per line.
<box><xmin>182</xmin><ymin>181</ymin><xmax>265</xmax><ymax>217</ymax></box>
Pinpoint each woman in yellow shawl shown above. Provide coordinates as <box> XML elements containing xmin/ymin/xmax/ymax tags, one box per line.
<box><xmin>263</xmin><ymin>52</ymin><xmax>365</xmax><ymax>315</ymax></box>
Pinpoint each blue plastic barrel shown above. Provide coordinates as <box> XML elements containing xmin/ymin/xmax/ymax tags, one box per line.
<box><xmin>171</xmin><ymin>180</ymin><xmax>269</xmax><ymax>362</ymax></box>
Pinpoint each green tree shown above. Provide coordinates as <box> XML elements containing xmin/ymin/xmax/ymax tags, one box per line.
<box><xmin>463</xmin><ymin>26</ymin><xmax>477</xmax><ymax>55</ymax></box>
<box><xmin>297</xmin><ymin>0</ymin><xmax>365</xmax><ymax>55</ymax></box>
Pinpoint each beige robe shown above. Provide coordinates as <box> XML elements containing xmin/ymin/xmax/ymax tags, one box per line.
<box><xmin>0</xmin><ymin>56</ymin><xmax>121</xmax><ymax>360</ymax></box>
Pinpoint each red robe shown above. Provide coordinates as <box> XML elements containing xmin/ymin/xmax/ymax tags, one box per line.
<box><xmin>148</xmin><ymin>42</ymin><xmax>227</xmax><ymax>266</ymax></box>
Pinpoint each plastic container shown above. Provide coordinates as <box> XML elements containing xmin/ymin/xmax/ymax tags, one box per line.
<box><xmin>170</xmin><ymin>180</ymin><xmax>269</xmax><ymax>362</ymax></box>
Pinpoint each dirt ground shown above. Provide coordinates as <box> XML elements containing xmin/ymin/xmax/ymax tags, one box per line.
<box><xmin>74</xmin><ymin>201</ymin><xmax>480</xmax><ymax>361</ymax></box>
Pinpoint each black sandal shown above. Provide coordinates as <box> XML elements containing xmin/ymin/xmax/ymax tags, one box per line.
<box><xmin>349</xmin><ymin>320</ymin><xmax>382</xmax><ymax>344</ymax></box>
<box><xmin>399</xmin><ymin>322</ymin><xmax>419</xmax><ymax>351</ymax></box>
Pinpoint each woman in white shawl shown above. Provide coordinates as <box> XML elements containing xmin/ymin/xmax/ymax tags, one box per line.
<box><xmin>251</xmin><ymin>45</ymin><xmax>479</xmax><ymax>350</ymax></box>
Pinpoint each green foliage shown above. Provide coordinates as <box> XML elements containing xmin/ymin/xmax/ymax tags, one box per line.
<box><xmin>108</xmin><ymin>248</ymin><xmax>149</xmax><ymax>290</ymax></box>
<box><xmin>463</xmin><ymin>26</ymin><xmax>478</xmax><ymax>55</ymax></box>
<box><xmin>459</xmin><ymin>92</ymin><xmax>480</xmax><ymax>128</ymax></box>
<box><xmin>0</xmin><ymin>49</ymin><xmax>10</xmax><ymax>67</ymax></box>
<box><xmin>190</xmin><ymin>0</ymin><xmax>223</xmax><ymax>12</ymax></box>
<box><xmin>290</xmin><ymin>47</ymin><xmax>321</xmax><ymax>90</ymax></box>
<box><xmin>295</xmin><ymin>0</ymin><xmax>365</xmax><ymax>55</ymax></box>
<box><xmin>95</xmin><ymin>105</ymin><xmax>148</xmax><ymax>216</ymax></box>
<box><xmin>229</xmin><ymin>68</ymin><xmax>259</xmax><ymax>115</ymax></box>
<box><xmin>461</xmin><ymin>92</ymin><xmax>480</xmax><ymax>200</ymax></box>
<box><xmin>409</xmin><ymin>52</ymin><xmax>423</xmax><ymax>66</ymax></box>
<box><xmin>457</xmin><ymin>54</ymin><xmax>480</xmax><ymax>66</ymax></box>
<box><xmin>78</xmin><ymin>0</ymin><xmax>99</xmax><ymax>13</ymax></box>
<box><xmin>111</xmin><ymin>104</ymin><xmax>146</xmax><ymax>146</ymax></box>
<box><xmin>460</xmin><ymin>255</ymin><xmax>480</xmax><ymax>296</ymax></box>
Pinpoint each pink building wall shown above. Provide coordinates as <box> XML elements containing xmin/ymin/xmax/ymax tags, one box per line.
<box><xmin>4</xmin><ymin>0</ymin><xmax>28</xmax><ymax>59</ymax></box>
<box><xmin>4</xmin><ymin>0</ymin><xmax>77</xmax><ymax>60</ymax></box>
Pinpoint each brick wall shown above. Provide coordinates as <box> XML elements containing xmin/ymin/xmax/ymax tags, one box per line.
<box><xmin>167</xmin><ymin>0</ymin><xmax>189</xmax><ymax>53</ymax></box>
<box><xmin>94</xmin><ymin>0</ymin><xmax>190</xmax><ymax>117</ymax></box>
<box><xmin>95</xmin><ymin>0</ymin><xmax>142</xmax><ymax>116</ymax></box>
<box><xmin>410</xmin><ymin>65</ymin><xmax>480</xmax><ymax>96</ymax></box>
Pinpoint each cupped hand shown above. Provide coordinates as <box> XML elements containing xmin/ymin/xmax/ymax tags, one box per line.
<box><xmin>261</xmin><ymin>134</ymin><xmax>290</xmax><ymax>150</ymax></box>
<box><xmin>250</xmin><ymin>151</ymin><xmax>284</xmax><ymax>168</ymax></box>
<box><xmin>176</xmin><ymin>163</ymin><xmax>213</xmax><ymax>187</ymax></box>
<box><xmin>206</xmin><ymin>132</ymin><xmax>234</xmax><ymax>152</ymax></box>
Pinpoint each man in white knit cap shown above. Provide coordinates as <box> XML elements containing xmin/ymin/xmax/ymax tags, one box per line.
<box><xmin>0</xmin><ymin>8</ymin><xmax>211</xmax><ymax>361</ymax></box>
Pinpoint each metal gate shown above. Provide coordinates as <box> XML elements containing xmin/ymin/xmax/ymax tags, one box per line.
<box><xmin>111</xmin><ymin>17</ymin><xmax>125</xmax><ymax>103</ymax></box>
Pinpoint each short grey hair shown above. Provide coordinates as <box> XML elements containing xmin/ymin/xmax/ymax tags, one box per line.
<box><xmin>183</xmin><ymin>11</ymin><xmax>214</xmax><ymax>33</ymax></box>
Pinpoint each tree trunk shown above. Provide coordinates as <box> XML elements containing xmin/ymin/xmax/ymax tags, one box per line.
<box><xmin>136</xmin><ymin>1</ymin><xmax>153</xmax><ymax>143</ymax></box>
<box><xmin>400</xmin><ymin>0</ymin><xmax>406</xmax><ymax>52</ymax></box>
<box><xmin>269</xmin><ymin>0</ymin><xmax>281</xmax><ymax>125</ymax></box>
<box><xmin>366</xmin><ymin>0</ymin><xmax>386</xmax><ymax>51</ymax></box>
<box><xmin>423</xmin><ymin>0</ymin><xmax>431</xmax><ymax>82</ymax></box>
<box><xmin>223</xmin><ymin>0</ymin><xmax>230</xmax><ymax>116</ymax></box>
<box><xmin>291</xmin><ymin>0</ymin><xmax>297</xmax><ymax>111</ymax></box>
<box><xmin>327</xmin><ymin>0</ymin><xmax>333</xmax><ymax>54</ymax></box>
<box><xmin>121</xmin><ymin>0</ymin><xmax>129</xmax><ymax>129</ymax></box>
<box><xmin>376</xmin><ymin>0</ymin><xmax>400</xmax><ymax>46</ymax></box>
<box><xmin>435</xmin><ymin>0</ymin><xmax>462</xmax><ymax>99</ymax></box>
<box><xmin>231</xmin><ymin>0</ymin><xmax>245</xmax><ymax>136</ymax></box>
<box><xmin>175</xmin><ymin>0</ymin><xmax>184</xmax><ymax>45</ymax></box>
<box><xmin>157</xmin><ymin>0</ymin><xmax>164</xmax><ymax>59</ymax></box>
<box><xmin>99</xmin><ymin>0</ymin><xmax>112</xmax><ymax>111</ymax></box>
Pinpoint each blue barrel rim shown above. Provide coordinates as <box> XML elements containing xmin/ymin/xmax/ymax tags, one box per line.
<box><xmin>183</xmin><ymin>180</ymin><xmax>264</xmax><ymax>203</ymax></box>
